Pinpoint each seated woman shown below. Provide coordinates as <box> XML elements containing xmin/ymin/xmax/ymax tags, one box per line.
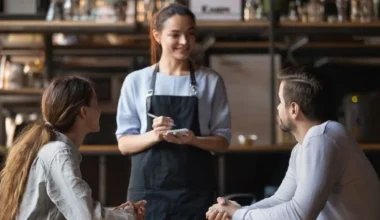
<box><xmin>0</xmin><ymin>76</ymin><xmax>145</xmax><ymax>220</ymax></box>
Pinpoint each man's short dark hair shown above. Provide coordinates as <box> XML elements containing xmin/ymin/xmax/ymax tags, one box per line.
<box><xmin>278</xmin><ymin>66</ymin><xmax>333</xmax><ymax>122</ymax></box>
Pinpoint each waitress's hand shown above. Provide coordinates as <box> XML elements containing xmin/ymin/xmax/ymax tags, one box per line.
<box><xmin>152</xmin><ymin>116</ymin><xmax>174</xmax><ymax>141</ymax></box>
<box><xmin>163</xmin><ymin>129</ymin><xmax>195</xmax><ymax>144</ymax></box>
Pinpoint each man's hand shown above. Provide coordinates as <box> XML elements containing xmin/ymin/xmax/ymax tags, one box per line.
<box><xmin>114</xmin><ymin>200</ymin><xmax>147</xmax><ymax>220</ymax></box>
<box><xmin>132</xmin><ymin>200</ymin><xmax>146</xmax><ymax>220</ymax></box>
<box><xmin>206</xmin><ymin>197</ymin><xmax>241</xmax><ymax>220</ymax></box>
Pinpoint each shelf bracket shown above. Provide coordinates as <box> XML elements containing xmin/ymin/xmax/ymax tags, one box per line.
<box><xmin>286</xmin><ymin>36</ymin><xmax>309</xmax><ymax>66</ymax></box>
<box><xmin>192</xmin><ymin>35</ymin><xmax>216</xmax><ymax>65</ymax></box>
<box><xmin>314</xmin><ymin>57</ymin><xmax>330</xmax><ymax>68</ymax></box>
<box><xmin>44</xmin><ymin>34</ymin><xmax>53</xmax><ymax>80</ymax></box>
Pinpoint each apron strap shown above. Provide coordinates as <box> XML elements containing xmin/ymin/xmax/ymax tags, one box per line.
<box><xmin>189</xmin><ymin>61</ymin><xmax>197</xmax><ymax>96</ymax></box>
<box><xmin>146</xmin><ymin>64</ymin><xmax>159</xmax><ymax>114</ymax></box>
<box><xmin>149</xmin><ymin>64</ymin><xmax>159</xmax><ymax>96</ymax></box>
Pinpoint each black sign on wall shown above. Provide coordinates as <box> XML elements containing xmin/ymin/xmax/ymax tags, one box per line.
<box><xmin>36</xmin><ymin>0</ymin><xmax>50</xmax><ymax>14</ymax></box>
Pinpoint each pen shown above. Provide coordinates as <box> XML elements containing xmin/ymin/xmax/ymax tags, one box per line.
<box><xmin>147</xmin><ymin>113</ymin><xmax>158</xmax><ymax>118</ymax></box>
<box><xmin>147</xmin><ymin>113</ymin><xmax>176</xmax><ymax>126</ymax></box>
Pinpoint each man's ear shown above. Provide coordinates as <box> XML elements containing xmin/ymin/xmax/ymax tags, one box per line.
<box><xmin>290</xmin><ymin>102</ymin><xmax>300</xmax><ymax>119</ymax></box>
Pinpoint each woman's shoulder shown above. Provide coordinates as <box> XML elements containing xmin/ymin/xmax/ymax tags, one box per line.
<box><xmin>196</xmin><ymin>66</ymin><xmax>226</xmax><ymax>85</ymax></box>
<box><xmin>196</xmin><ymin>65</ymin><xmax>222</xmax><ymax>79</ymax></box>
<box><xmin>121</xmin><ymin>66</ymin><xmax>153</xmax><ymax>90</ymax></box>
<box><xmin>125</xmin><ymin>66</ymin><xmax>153</xmax><ymax>81</ymax></box>
<box><xmin>37</xmin><ymin>140</ymin><xmax>76</xmax><ymax>165</ymax></box>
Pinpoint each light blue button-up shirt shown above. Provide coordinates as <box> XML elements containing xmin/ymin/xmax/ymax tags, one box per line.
<box><xmin>17</xmin><ymin>131</ymin><xmax>136</xmax><ymax>220</ymax></box>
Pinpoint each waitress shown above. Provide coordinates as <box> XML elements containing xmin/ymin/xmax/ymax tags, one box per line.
<box><xmin>116</xmin><ymin>3</ymin><xmax>231</xmax><ymax>219</ymax></box>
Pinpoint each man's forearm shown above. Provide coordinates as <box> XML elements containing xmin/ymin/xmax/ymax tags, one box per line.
<box><xmin>242</xmin><ymin>196</ymin><xmax>287</xmax><ymax>210</ymax></box>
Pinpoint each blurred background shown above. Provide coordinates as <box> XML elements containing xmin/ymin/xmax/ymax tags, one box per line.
<box><xmin>1</xmin><ymin>0</ymin><xmax>380</xmax><ymax>207</ymax></box>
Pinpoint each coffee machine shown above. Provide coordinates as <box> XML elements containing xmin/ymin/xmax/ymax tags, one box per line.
<box><xmin>341</xmin><ymin>91</ymin><xmax>380</xmax><ymax>143</ymax></box>
<box><xmin>1</xmin><ymin>109</ymin><xmax>39</xmax><ymax>148</ymax></box>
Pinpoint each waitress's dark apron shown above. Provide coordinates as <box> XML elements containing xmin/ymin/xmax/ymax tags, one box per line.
<box><xmin>127</xmin><ymin>62</ymin><xmax>215</xmax><ymax>220</ymax></box>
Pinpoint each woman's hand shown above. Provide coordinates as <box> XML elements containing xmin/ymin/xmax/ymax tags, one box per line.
<box><xmin>151</xmin><ymin>116</ymin><xmax>174</xmax><ymax>142</ymax></box>
<box><xmin>163</xmin><ymin>129</ymin><xmax>195</xmax><ymax>145</ymax></box>
<box><xmin>114</xmin><ymin>200</ymin><xmax>146</xmax><ymax>220</ymax></box>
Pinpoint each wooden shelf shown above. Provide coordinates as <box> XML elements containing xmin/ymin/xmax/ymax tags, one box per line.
<box><xmin>54</xmin><ymin>42</ymin><xmax>274</xmax><ymax>56</ymax></box>
<box><xmin>0</xmin><ymin>88</ymin><xmax>44</xmax><ymax>95</ymax></box>
<box><xmin>281</xmin><ymin>21</ymin><xmax>380</xmax><ymax>27</ymax></box>
<box><xmin>287</xmin><ymin>42</ymin><xmax>380</xmax><ymax>48</ymax></box>
<box><xmin>278</xmin><ymin>21</ymin><xmax>380</xmax><ymax>36</ymax></box>
<box><xmin>212</xmin><ymin>42</ymin><xmax>284</xmax><ymax>49</ymax></box>
<box><xmin>0</xmin><ymin>21</ymin><xmax>136</xmax><ymax>34</ymax></box>
<box><xmin>0</xmin><ymin>20</ymin><xmax>268</xmax><ymax>35</ymax></box>
<box><xmin>0</xmin><ymin>88</ymin><xmax>44</xmax><ymax>104</ymax></box>
<box><xmin>208</xmin><ymin>41</ymin><xmax>285</xmax><ymax>54</ymax></box>
<box><xmin>198</xmin><ymin>20</ymin><xmax>268</xmax><ymax>37</ymax></box>
<box><xmin>0</xmin><ymin>89</ymin><xmax>117</xmax><ymax>112</ymax></box>
<box><xmin>197</xmin><ymin>20</ymin><xmax>268</xmax><ymax>27</ymax></box>
<box><xmin>279</xmin><ymin>42</ymin><xmax>380</xmax><ymax>57</ymax></box>
<box><xmin>1</xmin><ymin>20</ymin><xmax>380</xmax><ymax>36</ymax></box>
<box><xmin>140</xmin><ymin>20</ymin><xmax>269</xmax><ymax>37</ymax></box>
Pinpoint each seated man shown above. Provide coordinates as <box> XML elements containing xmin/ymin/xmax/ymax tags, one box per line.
<box><xmin>207</xmin><ymin>67</ymin><xmax>380</xmax><ymax>220</ymax></box>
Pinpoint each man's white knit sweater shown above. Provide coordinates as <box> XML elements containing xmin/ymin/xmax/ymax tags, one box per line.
<box><xmin>233</xmin><ymin>121</ymin><xmax>380</xmax><ymax>220</ymax></box>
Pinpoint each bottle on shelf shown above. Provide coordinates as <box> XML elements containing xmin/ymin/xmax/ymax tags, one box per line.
<box><xmin>351</xmin><ymin>0</ymin><xmax>361</xmax><ymax>22</ymax></box>
<box><xmin>360</xmin><ymin>0</ymin><xmax>375</xmax><ymax>22</ymax></box>
<box><xmin>288</xmin><ymin>0</ymin><xmax>300</xmax><ymax>21</ymax></box>
<box><xmin>306</xmin><ymin>0</ymin><xmax>324</xmax><ymax>22</ymax></box>
<box><xmin>374</xmin><ymin>0</ymin><xmax>380</xmax><ymax>19</ymax></box>
<box><xmin>244</xmin><ymin>0</ymin><xmax>263</xmax><ymax>21</ymax></box>
<box><xmin>125</xmin><ymin>0</ymin><xmax>136</xmax><ymax>24</ymax></box>
<box><xmin>336</xmin><ymin>0</ymin><xmax>349</xmax><ymax>22</ymax></box>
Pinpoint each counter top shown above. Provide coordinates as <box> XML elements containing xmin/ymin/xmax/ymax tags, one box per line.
<box><xmin>1</xmin><ymin>144</ymin><xmax>380</xmax><ymax>155</ymax></box>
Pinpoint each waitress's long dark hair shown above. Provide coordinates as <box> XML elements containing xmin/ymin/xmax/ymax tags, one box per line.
<box><xmin>150</xmin><ymin>3</ymin><xmax>196</xmax><ymax>64</ymax></box>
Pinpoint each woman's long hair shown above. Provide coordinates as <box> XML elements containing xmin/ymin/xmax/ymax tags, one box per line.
<box><xmin>150</xmin><ymin>3</ymin><xmax>196</xmax><ymax>64</ymax></box>
<box><xmin>0</xmin><ymin>76</ymin><xmax>94</xmax><ymax>220</ymax></box>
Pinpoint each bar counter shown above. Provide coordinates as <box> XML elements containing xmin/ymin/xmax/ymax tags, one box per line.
<box><xmin>1</xmin><ymin>144</ymin><xmax>379</xmax><ymax>205</ymax></box>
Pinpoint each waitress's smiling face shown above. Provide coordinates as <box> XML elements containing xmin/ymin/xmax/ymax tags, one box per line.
<box><xmin>153</xmin><ymin>15</ymin><xmax>196</xmax><ymax>61</ymax></box>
